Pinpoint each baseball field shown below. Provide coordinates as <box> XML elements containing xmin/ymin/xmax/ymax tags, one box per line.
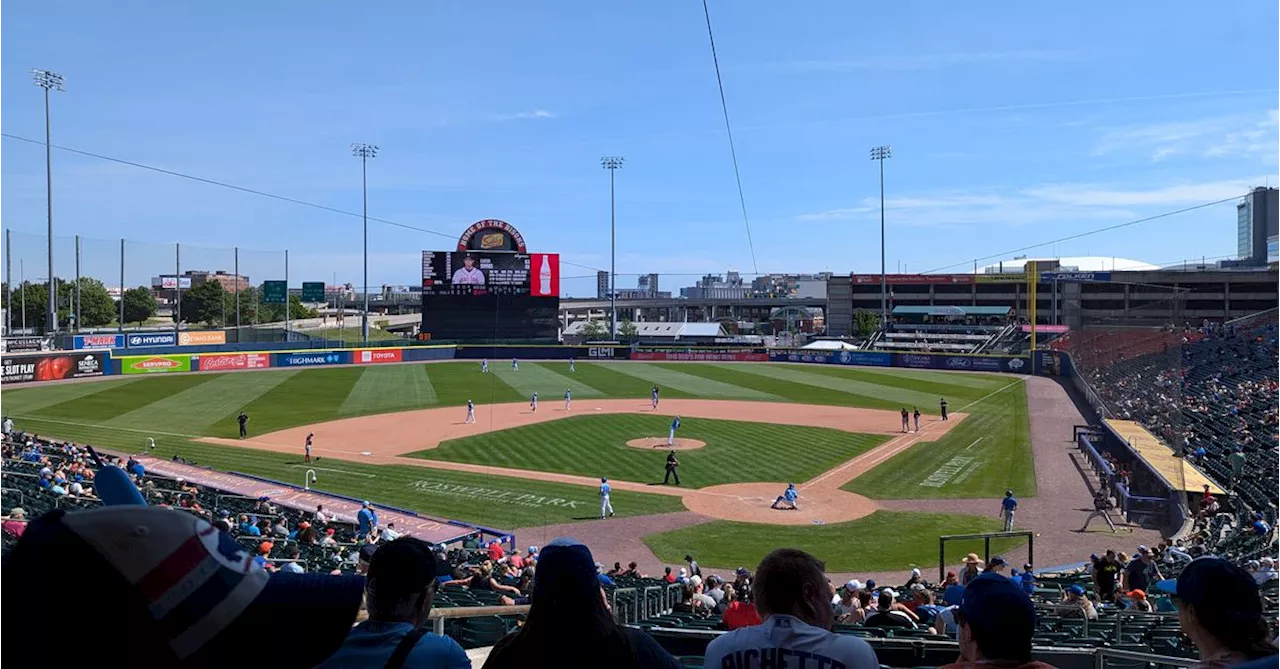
<box><xmin>1</xmin><ymin>360</ymin><xmax>1041</xmax><ymax>572</ymax></box>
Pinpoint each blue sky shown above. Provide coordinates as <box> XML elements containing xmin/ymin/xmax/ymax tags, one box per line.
<box><xmin>3</xmin><ymin>1</ymin><xmax>1277</xmax><ymax>296</ymax></box>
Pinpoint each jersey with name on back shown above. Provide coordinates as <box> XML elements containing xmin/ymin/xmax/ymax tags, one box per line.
<box><xmin>703</xmin><ymin>614</ymin><xmax>879</xmax><ymax>669</ymax></box>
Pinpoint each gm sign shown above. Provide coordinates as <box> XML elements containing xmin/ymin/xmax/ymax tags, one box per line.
<box><xmin>587</xmin><ymin>347</ymin><xmax>614</xmax><ymax>359</ymax></box>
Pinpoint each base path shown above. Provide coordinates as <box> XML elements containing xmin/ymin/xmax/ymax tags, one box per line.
<box><xmin>198</xmin><ymin>399</ymin><xmax>966</xmax><ymax>526</ymax></box>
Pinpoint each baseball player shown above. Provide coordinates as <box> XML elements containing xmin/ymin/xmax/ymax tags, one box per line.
<box><xmin>481</xmin><ymin>359</ymin><xmax>488</xmax><ymax>373</ymax></box>
<box><xmin>304</xmin><ymin>432</ymin><xmax>314</xmax><ymax>463</ymax></box>
<box><xmin>237</xmin><ymin>412</ymin><xmax>250</xmax><ymax>439</ymax></box>
<box><xmin>599</xmin><ymin>477</ymin><xmax>615</xmax><ymax>519</ymax></box>
<box><xmin>900</xmin><ymin>408</ymin><xmax>910</xmax><ymax>433</ymax></box>
<box><xmin>512</xmin><ymin>358</ymin><xmax>519</xmax><ymax>371</ymax></box>
<box><xmin>1000</xmin><ymin>490</ymin><xmax>1018</xmax><ymax>531</ymax></box>
<box><xmin>1079</xmin><ymin>489</ymin><xmax>1117</xmax><ymax>532</ymax></box>
<box><xmin>663</xmin><ymin>450</ymin><xmax>681</xmax><ymax>485</ymax></box>
<box><xmin>569</xmin><ymin>358</ymin><xmax>576</xmax><ymax>373</ymax></box>
<box><xmin>651</xmin><ymin>385</ymin><xmax>660</xmax><ymax>409</ymax></box>
<box><xmin>771</xmin><ymin>483</ymin><xmax>799</xmax><ymax>510</ymax></box>
<box><xmin>564</xmin><ymin>388</ymin><xmax>572</xmax><ymax>411</ymax></box>
<box><xmin>530</xmin><ymin>392</ymin><xmax>538</xmax><ymax>412</ymax></box>
<box><xmin>465</xmin><ymin>399</ymin><xmax>476</xmax><ymax>424</ymax></box>
<box><xmin>939</xmin><ymin>398</ymin><xmax>949</xmax><ymax>421</ymax></box>
<box><xmin>668</xmin><ymin>415</ymin><xmax>681</xmax><ymax>445</ymax></box>
<box><xmin>913</xmin><ymin>407</ymin><xmax>921</xmax><ymax>432</ymax></box>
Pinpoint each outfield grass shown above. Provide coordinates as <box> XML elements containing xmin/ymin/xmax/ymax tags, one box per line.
<box><xmin>842</xmin><ymin>378</ymin><xmax>1034</xmax><ymax>499</ymax></box>
<box><xmin>643</xmin><ymin>511</ymin><xmax>1027</xmax><ymax>572</ymax></box>
<box><xmin>409</xmin><ymin>414</ymin><xmax>887</xmax><ymax>487</ymax></box>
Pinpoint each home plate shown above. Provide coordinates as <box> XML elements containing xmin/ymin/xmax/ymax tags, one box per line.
<box><xmin>361</xmin><ymin>451</ymin><xmax>373</xmax><ymax>456</ymax></box>
<box><xmin>595</xmin><ymin>407</ymin><xmax>603</xmax><ymax>411</ymax></box>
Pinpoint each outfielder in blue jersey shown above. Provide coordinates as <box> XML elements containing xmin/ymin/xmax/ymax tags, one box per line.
<box><xmin>599</xmin><ymin>477</ymin><xmax>614</xmax><ymax>518</ymax></box>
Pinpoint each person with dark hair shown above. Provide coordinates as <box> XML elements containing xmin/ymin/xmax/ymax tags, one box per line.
<box><xmin>483</xmin><ymin>537</ymin><xmax>680</xmax><ymax>669</ymax></box>
<box><xmin>1155</xmin><ymin>557</ymin><xmax>1278</xmax><ymax>668</ymax></box>
<box><xmin>940</xmin><ymin>572</ymin><xmax>1053</xmax><ymax>669</ymax></box>
<box><xmin>320</xmin><ymin>537</ymin><xmax>469</xmax><ymax>668</ymax></box>
<box><xmin>703</xmin><ymin>548</ymin><xmax>879</xmax><ymax>669</ymax></box>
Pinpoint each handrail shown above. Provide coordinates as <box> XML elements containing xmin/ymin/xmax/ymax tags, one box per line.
<box><xmin>429</xmin><ymin>604</ymin><xmax>530</xmax><ymax>635</ymax></box>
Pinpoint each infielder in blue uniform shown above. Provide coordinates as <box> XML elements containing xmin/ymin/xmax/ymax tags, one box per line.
<box><xmin>564</xmin><ymin>388</ymin><xmax>572</xmax><ymax>411</ymax></box>
<box><xmin>651</xmin><ymin>385</ymin><xmax>660</xmax><ymax>409</ymax></box>
<box><xmin>668</xmin><ymin>415</ymin><xmax>681</xmax><ymax>445</ymax></box>
<box><xmin>1000</xmin><ymin>490</ymin><xmax>1018</xmax><ymax>531</ymax></box>
<box><xmin>530</xmin><ymin>392</ymin><xmax>538</xmax><ymax>412</ymax></box>
<box><xmin>481</xmin><ymin>359</ymin><xmax>488</xmax><ymax>373</ymax></box>
<box><xmin>465</xmin><ymin>399</ymin><xmax>476</xmax><ymax>424</ymax></box>
<box><xmin>771</xmin><ymin>483</ymin><xmax>799</xmax><ymax>510</ymax></box>
<box><xmin>599</xmin><ymin>477</ymin><xmax>614</xmax><ymax>518</ymax></box>
<box><xmin>512</xmin><ymin>358</ymin><xmax>519</xmax><ymax>371</ymax></box>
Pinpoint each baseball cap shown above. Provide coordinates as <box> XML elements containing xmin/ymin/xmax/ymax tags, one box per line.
<box><xmin>1155</xmin><ymin>557</ymin><xmax>1261</xmax><ymax>619</ymax></box>
<box><xmin>5</xmin><ymin>506</ymin><xmax>364</xmax><ymax>667</ymax></box>
<box><xmin>736</xmin><ymin>567</ymin><xmax>750</xmax><ymax>576</ymax></box>
<box><xmin>988</xmin><ymin>556</ymin><xmax>1008</xmax><ymax>567</ymax></box>
<box><xmin>911</xmin><ymin>568</ymin><xmax>921</xmax><ymax>577</ymax></box>
<box><xmin>532</xmin><ymin>537</ymin><xmax>600</xmax><ymax>602</ymax></box>
<box><xmin>960</xmin><ymin>572</ymin><xmax>1035</xmax><ymax>637</ymax></box>
<box><xmin>845</xmin><ymin>579</ymin><xmax>862</xmax><ymax>591</ymax></box>
<box><xmin>1067</xmin><ymin>584</ymin><xmax>1086</xmax><ymax>596</ymax></box>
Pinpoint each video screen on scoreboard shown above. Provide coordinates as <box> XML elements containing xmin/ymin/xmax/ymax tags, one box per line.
<box><xmin>420</xmin><ymin>251</ymin><xmax>559</xmax><ymax>297</ymax></box>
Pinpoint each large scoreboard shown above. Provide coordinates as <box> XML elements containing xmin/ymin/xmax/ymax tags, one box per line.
<box><xmin>419</xmin><ymin>220</ymin><xmax>560</xmax><ymax>342</ymax></box>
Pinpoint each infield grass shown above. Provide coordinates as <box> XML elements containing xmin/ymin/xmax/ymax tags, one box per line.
<box><xmin>407</xmin><ymin>414</ymin><xmax>887</xmax><ymax>487</ymax></box>
<box><xmin>643</xmin><ymin>511</ymin><xmax>1026</xmax><ymax>573</ymax></box>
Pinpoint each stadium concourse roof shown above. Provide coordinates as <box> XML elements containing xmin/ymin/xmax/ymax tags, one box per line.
<box><xmin>978</xmin><ymin>256</ymin><xmax>1161</xmax><ymax>273</ymax></box>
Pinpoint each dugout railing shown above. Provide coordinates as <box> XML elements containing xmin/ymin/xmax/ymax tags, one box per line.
<box><xmin>937</xmin><ymin>530</ymin><xmax>1034</xmax><ymax>582</ymax></box>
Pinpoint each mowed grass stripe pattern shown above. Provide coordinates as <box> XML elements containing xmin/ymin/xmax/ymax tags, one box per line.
<box><xmin>843</xmin><ymin>378</ymin><xmax>1034</xmax><ymax>499</ymax></box>
<box><xmin>666</xmin><ymin>363</ymin><xmax>920</xmax><ymax>412</ymax></box>
<box><xmin>412</xmin><ymin>413</ymin><xmax>886</xmax><ymax>487</ymax></box>
<box><xmin>0</xmin><ymin>376</ymin><xmax>141</xmax><ymax>415</ymax></box>
<box><xmin>607</xmin><ymin>363</ymin><xmax>778</xmax><ymax>399</ymax></box>
<box><xmin>730</xmin><ymin>364</ymin><xmax>944</xmax><ymax>409</ymax></box>
<box><xmin>488</xmin><ymin>363</ymin><xmax>606</xmax><ymax>398</ymax></box>
<box><xmin>108</xmin><ymin>371</ymin><xmax>300</xmax><ymax>431</ymax></box>
<box><xmin>840</xmin><ymin>366</ymin><xmax>1013</xmax><ymax>390</ymax></box>
<box><xmin>339</xmin><ymin>365</ymin><xmax>438</xmax><ymax>416</ymax></box>
<box><xmin>35</xmin><ymin>374</ymin><xmax>222</xmax><ymax>422</ymax></box>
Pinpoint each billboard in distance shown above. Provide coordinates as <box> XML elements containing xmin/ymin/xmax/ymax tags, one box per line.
<box><xmin>420</xmin><ymin>251</ymin><xmax>560</xmax><ymax>297</ymax></box>
<box><xmin>120</xmin><ymin>355</ymin><xmax>192</xmax><ymax>374</ymax></box>
<box><xmin>178</xmin><ymin>331</ymin><xmax>227</xmax><ymax>346</ymax></box>
<box><xmin>3</xmin><ymin>337</ymin><xmax>46</xmax><ymax>353</ymax></box>
<box><xmin>276</xmin><ymin>351</ymin><xmax>349</xmax><ymax>367</ymax></box>
<box><xmin>354</xmin><ymin>349</ymin><xmax>403</xmax><ymax>364</ymax></box>
<box><xmin>127</xmin><ymin>332</ymin><xmax>179</xmax><ymax>348</ymax></box>
<box><xmin>1</xmin><ymin>351</ymin><xmax>108</xmax><ymax>384</ymax></box>
<box><xmin>74</xmin><ymin>334</ymin><xmax>126</xmax><ymax>350</ymax></box>
<box><xmin>194</xmin><ymin>353</ymin><xmax>271</xmax><ymax>372</ymax></box>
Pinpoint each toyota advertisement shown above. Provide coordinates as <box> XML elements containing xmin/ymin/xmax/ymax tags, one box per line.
<box><xmin>355</xmin><ymin>349</ymin><xmax>403</xmax><ymax>365</ymax></box>
<box><xmin>2</xmin><ymin>351</ymin><xmax>109</xmax><ymax>384</ymax></box>
<box><xmin>194</xmin><ymin>353</ymin><xmax>271</xmax><ymax>372</ymax></box>
<box><xmin>120</xmin><ymin>355</ymin><xmax>192</xmax><ymax>374</ymax></box>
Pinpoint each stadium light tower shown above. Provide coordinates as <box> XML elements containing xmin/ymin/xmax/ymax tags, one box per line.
<box><xmin>870</xmin><ymin>145</ymin><xmax>892</xmax><ymax>328</ymax></box>
<box><xmin>351</xmin><ymin>143</ymin><xmax>378</xmax><ymax>343</ymax></box>
<box><xmin>33</xmin><ymin>68</ymin><xmax>64</xmax><ymax>334</ymax></box>
<box><xmin>601</xmin><ymin>156</ymin><xmax>624</xmax><ymax>336</ymax></box>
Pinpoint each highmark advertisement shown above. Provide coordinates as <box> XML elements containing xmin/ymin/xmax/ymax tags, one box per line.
<box><xmin>120</xmin><ymin>354</ymin><xmax>192</xmax><ymax>374</ymax></box>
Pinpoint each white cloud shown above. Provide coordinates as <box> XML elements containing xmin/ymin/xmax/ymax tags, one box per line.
<box><xmin>487</xmin><ymin>109</ymin><xmax>557</xmax><ymax>122</ymax></box>
<box><xmin>1091</xmin><ymin>110</ymin><xmax>1278</xmax><ymax>162</ymax></box>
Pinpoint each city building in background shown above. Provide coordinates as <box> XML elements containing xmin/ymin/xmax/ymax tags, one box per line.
<box><xmin>1234</xmin><ymin>186</ymin><xmax>1279</xmax><ymax>267</ymax></box>
<box><xmin>681</xmin><ymin>271</ymin><xmax>748</xmax><ymax>299</ymax></box>
<box><xmin>638</xmin><ymin>273</ymin><xmax>660</xmax><ymax>297</ymax></box>
<box><xmin>596</xmin><ymin>271</ymin><xmax>609</xmax><ymax>299</ymax></box>
<box><xmin>751</xmin><ymin>273</ymin><xmax>831</xmax><ymax>298</ymax></box>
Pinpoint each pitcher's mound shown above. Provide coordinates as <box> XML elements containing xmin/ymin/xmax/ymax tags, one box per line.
<box><xmin>626</xmin><ymin>437</ymin><xmax>706</xmax><ymax>451</ymax></box>
<box><xmin>683</xmin><ymin>482</ymin><xmax>879</xmax><ymax>525</ymax></box>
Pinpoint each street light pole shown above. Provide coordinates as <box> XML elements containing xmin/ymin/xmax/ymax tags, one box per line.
<box><xmin>870</xmin><ymin>145</ymin><xmax>892</xmax><ymax>329</ymax></box>
<box><xmin>33</xmin><ymin>69</ymin><xmax>64</xmax><ymax>334</ymax></box>
<box><xmin>351</xmin><ymin>143</ymin><xmax>378</xmax><ymax>343</ymax></box>
<box><xmin>601</xmin><ymin>156</ymin><xmax>624</xmax><ymax>336</ymax></box>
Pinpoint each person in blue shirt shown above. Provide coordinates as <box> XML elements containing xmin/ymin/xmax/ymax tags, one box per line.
<box><xmin>1018</xmin><ymin>563</ymin><xmax>1037</xmax><ymax>595</ymax></box>
<box><xmin>1000</xmin><ymin>490</ymin><xmax>1018</xmax><ymax>531</ymax></box>
<box><xmin>319</xmin><ymin>537</ymin><xmax>470</xmax><ymax>669</ymax></box>
<box><xmin>358</xmin><ymin>500</ymin><xmax>378</xmax><ymax>536</ymax></box>
<box><xmin>1253</xmin><ymin>512</ymin><xmax>1272</xmax><ymax>535</ymax></box>
<box><xmin>771</xmin><ymin>483</ymin><xmax>800</xmax><ymax>510</ymax></box>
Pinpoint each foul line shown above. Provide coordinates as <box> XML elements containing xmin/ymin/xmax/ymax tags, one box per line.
<box><xmin>11</xmin><ymin>415</ymin><xmax>201</xmax><ymax>441</ymax></box>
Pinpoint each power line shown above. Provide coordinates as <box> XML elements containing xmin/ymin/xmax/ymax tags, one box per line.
<box><xmin>921</xmin><ymin>194</ymin><xmax>1248</xmax><ymax>274</ymax></box>
<box><xmin>700</xmin><ymin>0</ymin><xmax>759</xmax><ymax>274</ymax></box>
<box><xmin>0</xmin><ymin>132</ymin><xmax>606</xmax><ymax>273</ymax></box>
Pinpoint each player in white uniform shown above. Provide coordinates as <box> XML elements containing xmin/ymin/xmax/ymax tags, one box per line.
<box><xmin>451</xmin><ymin>254</ymin><xmax>486</xmax><ymax>285</ymax></box>
<box><xmin>512</xmin><ymin>358</ymin><xmax>519</xmax><ymax>371</ymax></box>
<box><xmin>465</xmin><ymin>399</ymin><xmax>476</xmax><ymax>424</ymax></box>
<box><xmin>564</xmin><ymin>388</ymin><xmax>572</xmax><ymax>411</ymax></box>
<box><xmin>599</xmin><ymin>477</ymin><xmax>615</xmax><ymax>519</ymax></box>
<box><xmin>530</xmin><ymin>392</ymin><xmax>538</xmax><ymax>412</ymax></box>
<box><xmin>569</xmin><ymin>358</ymin><xmax>576</xmax><ymax>372</ymax></box>
<box><xmin>703</xmin><ymin>548</ymin><xmax>878</xmax><ymax>669</ymax></box>
<box><xmin>481</xmin><ymin>359</ymin><xmax>488</xmax><ymax>373</ymax></box>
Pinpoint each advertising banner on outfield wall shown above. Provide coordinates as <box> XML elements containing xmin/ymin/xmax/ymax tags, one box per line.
<box><xmin>120</xmin><ymin>355</ymin><xmax>192</xmax><ymax>374</ymax></box>
<box><xmin>194</xmin><ymin>353</ymin><xmax>271</xmax><ymax>372</ymax></box>
<box><xmin>3</xmin><ymin>337</ymin><xmax>46</xmax><ymax>353</ymax></box>
<box><xmin>2</xmin><ymin>351</ymin><xmax>108</xmax><ymax>384</ymax></box>
<box><xmin>892</xmin><ymin>353</ymin><xmax>1028</xmax><ymax>373</ymax></box>
<box><xmin>630</xmin><ymin>351</ymin><xmax>769</xmax><ymax>362</ymax></box>
<box><xmin>178</xmin><ymin>331</ymin><xmax>227</xmax><ymax>346</ymax></box>
<box><xmin>73</xmin><ymin>334</ymin><xmax>126</xmax><ymax>350</ymax></box>
<box><xmin>275</xmin><ymin>351</ymin><xmax>350</xmax><ymax>367</ymax></box>
<box><xmin>769</xmin><ymin>350</ymin><xmax>893</xmax><ymax>367</ymax></box>
<box><xmin>354</xmin><ymin>348</ymin><xmax>403</xmax><ymax>364</ymax></box>
<box><xmin>126</xmin><ymin>332</ymin><xmax>179</xmax><ymax>348</ymax></box>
